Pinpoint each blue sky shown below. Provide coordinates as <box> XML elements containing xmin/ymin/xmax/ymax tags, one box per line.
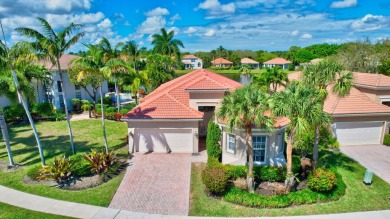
<box><xmin>1</xmin><ymin>0</ymin><xmax>389</xmax><ymax>52</ymax></box>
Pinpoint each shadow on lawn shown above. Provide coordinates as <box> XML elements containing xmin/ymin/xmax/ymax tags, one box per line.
<box><xmin>319</xmin><ymin>150</ymin><xmax>356</xmax><ymax>171</ymax></box>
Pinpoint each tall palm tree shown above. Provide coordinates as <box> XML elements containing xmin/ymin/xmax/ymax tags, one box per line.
<box><xmin>72</xmin><ymin>44</ymin><xmax>129</xmax><ymax>153</ymax></box>
<box><xmin>252</xmin><ymin>66</ymin><xmax>289</xmax><ymax>92</ymax></box>
<box><xmin>302</xmin><ymin>60</ymin><xmax>353</xmax><ymax>168</ymax></box>
<box><xmin>270</xmin><ymin>81</ymin><xmax>323</xmax><ymax>193</ymax></box>
<box><xmin>16</xmin><ymin>17</ymin><xmax>85</xmax><ymax>155</ymax></box>
<box><xmin>0</xmin><ymin>107</ymin><xmax>13</xmax><ymax>166</ymax></box>
<box><xmin>151</xmin><ymin>28</ymin><xmax>184</xmax><ymax>58</ymax></box>
<box><xmin>123</xmin><ymin>40</ymin><xmax>140</xmax><ymax>72</ymax></box>
<box><xmin>218</xmin><ymin>85</ymin><xmax>274</xmax><ymax>192</ymax></box>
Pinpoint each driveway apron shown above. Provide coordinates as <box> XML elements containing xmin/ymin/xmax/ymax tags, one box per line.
<box><xmin>341</xmin><ymin>144</ymin><xmax>390</xmax><ymax>184</ymax></box>
<box><xmin>109</xmin><ymin>153</ymin><xmax>192</xmax><ymax>216</ymax></box>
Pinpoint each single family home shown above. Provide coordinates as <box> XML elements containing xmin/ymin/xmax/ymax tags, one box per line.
<box><xmin>211</xmin><ymin>58</ymin><xmax>233</xmax><ymax>68</ymax></box>
<box><xmin>181</xmin><ymin>55</ymin><xmax>203</xmax><ymax>69</ymax></box>
<box><xmin>263</xmin><ymin>58</ymin><xmax>292</xmax><ymax>70</ymax></box>
<box><xmin>241</xmin><ymin>58</ymin><xmax>259</xmax><ymax>69</ymax></box>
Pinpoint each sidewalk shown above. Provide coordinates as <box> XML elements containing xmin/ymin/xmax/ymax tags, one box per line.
<box><xmin>0</xmin><ymin>185</ymin><xmax>389</xmax><ymax>219</ymax></box>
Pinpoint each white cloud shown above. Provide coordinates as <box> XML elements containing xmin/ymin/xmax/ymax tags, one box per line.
<box><xmin>137</xmin><ymin>16</ymin><xmax>167</xmax><ymax>34</ymax></box>
<box><xmin>351</xmin><ymin>14</ymin><xmax>387</xmax><ymax>32</ymax></box>
<box><xmin>330</xmin><ymin>0</ymin><xmax>357</xmax><ymax>9</ymax></box>
<box><xmin>144</xmin><ymin>7</ymin><xmax>169</xmax><ymax>17</ymax></box>
<box><xmin>204</xmin><ymin>29</ymin><xmax>216</xmax><ymax>37</ymax></box>
<box><xmin>112</xmin><ymin>13</ymin><xmax>124</xmax><ymax>20</ymax></box>
<box><xmin>169</xmin><ymin>14</ymin><xmax>181</xmax><ymax>25</ymax></box>
<box><xmin>184</xmin><ymin>27</ymin><xmax>197</xmax><ymax>34</ymax></box>
<box><xmin>300</xmin><ymin>33</ymin><xmax>313</xmax><ymax>39</ymax></box>
<box><xmin>196</xmin><ymin>0</ymin><xmax>235</xmax><ymax>16</ymax></box>
<box><xmin>291</xmin><ymin>30</ymin><xmax>300</xmax><ymax>36</ymax></box>
<box><xmin>97</xmin><ymin>18</ymin><xmax>112</xmax><ymax>29</ymax></box>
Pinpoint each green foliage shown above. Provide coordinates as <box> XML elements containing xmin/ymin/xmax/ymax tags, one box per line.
<box><xmin>31</xmin><ymin>102</ymin><xmax>54</xmax><ymax>117</ymax></box>
<box><xmin>3</xmin><ymin>104</ymin><xmax>25</xmax><ymax>122</ymax></box>
<box><xmin>146</xmin><ymin>54</ymin><xmax>175</xmax><ymax>89</ymax></box>
<box><xmin>224</xmin><ymin>164</ymin><xmax>247</xmax><ymax>180</ymax></box>
<box><xmin>304</xmin><ymin>43</ymin><xmax>340</xmax><ymax>58</ymax></box>
<box><xmin>377</xmin><ymin>58</ymin><xmax>390</xmax><ymax>75</ymax></box>
<box><xmin>26</xmin><ymin>164</ymin><xmax>41</xmax><ymax>180</ymax></box>
<box><xmin>120</xmin><ymin>108</ymin><xmax>130</xmax><ymax>115</ymax></box>
<box><xmin>288</xmin><ymin>63</ymin><xmax>295</xmax><ymax>71</ymax></box>
<box><xmin>292</xmin><ymin>155</ymin><xmax>301</xmax><ymax>174</ymax></box>
<box><xmin>206</xmin><ymin>121</ymin><xmax>222</xmax><ymax>160</ymax></box>
<box><xmin>202</xmin><ymin>165</ymin><xmax>228</xmax><ymax>195</ymax></box>
<box><xmin>106</xmin><ymin>107</ymin><xmax>116</xmax><ymax>113</ymax></box>
<box><xmin>307</xmin><ymin>168</ymin><xmax>337</xmax><ymax>192</ymax></box>
<box><xmin>81</xmin><ymin>100</ymin><xmax>92</xmax><ymax>111</ymax></box>
<box><xmin>207</xmin><ymin>156</ymin><xmax>222</xmax><ymax>167</ymax></box>
<box><xmin>83</xmin><ymin>149</ymin><xmax>118</xmax><ymax>175</ymax></box>
<box><xmin>254</xmin><ymin>166</ymin><xmax>286</xmax><ymax>182</ymax></box>
<box><xmin>122</xmin><ymin>102</ymin><xmax>136</xmax><ymax>110</ymax></box>
<box><xmin>37</xmin><ymin>156</ymin><xmax>74</xmax><ymax>184</ymax></box>
<box><xmin>71</xmin><ymin>98</ymin><xmax>81</xmax><ymax>106</ymax></box>
<box><xmin>54</xmin><ymin>113</ymin><xmax>66</xmax><ymax>121</ymax></box>
<box><xmin>98</xmin><ymin>96</ymin><xmax>113</xmax><ymax>105</ymax></box>
<box><xmin>383</xmin><ymin>134</ymin><xmax>390</xmax><ymax>146</ymax></box>
<box><xmin>70</xmin><ymin>154</ymin><xmax>92</xmax><ymax>176</ymax></box>
<box><xmin>295</xmin><ymin>49</ymin><xmax>315</xmax><ymax>63</ymax></box>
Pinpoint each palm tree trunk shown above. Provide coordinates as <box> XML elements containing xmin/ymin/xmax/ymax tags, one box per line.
<box><xmin>12</xmin><ymin>69</ymin><xmax>45</xmax><ymax>165</ymax></box>
<box><xmin>100</xmin><ymin>86</ymin><xmax>109</xmax><ymax>154</ymax></box>
<box><xmin>246</xmin><ymin>127</ymin><xmax>255</xmax><ymax>193</ymax></box>
<box><xmin>57</xmin><ymin>57</ymin><xmax>75</xmax><ymax>155</ymax></box>
<box><xmin>313</xmin><ymin>125</ymin><xmax>320</xmax><ymax>169</ymax></box>
<box><xmin>0</xmin><ymin>109</ymin><xmax>14</xmax><ymax>166</ymax></box>
<box><xmin>114</xmin><ymin>78</ymin><xmax>120</xmax><ymax>113</ymax></box>
<box><xmin>285</xmin><ymin>132</ymin><xmax>295</xmax><ymax>193</ymax></box>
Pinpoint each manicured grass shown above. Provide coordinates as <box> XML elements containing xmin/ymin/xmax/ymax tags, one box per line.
<box><xmin>0</xmin><ymin>120</ymin><xmax>128</xmax><ymax>207</ymax></box>
<box><xmin>189</xmin><ymin>151</ymin><xmax>390</xmax><ymax>217</ymax></box>
<box><xmin>0</xmin><ymin>202</ymin><xmax>73</xmax><ymax>219</ymax></box>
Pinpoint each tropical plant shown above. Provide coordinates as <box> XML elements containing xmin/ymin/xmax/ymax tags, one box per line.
<box><xmin>151</xmin><ymin>28</ymin><xmax>184</xmax><ymax>58</ymax></box>
<box><xmin>252</xmin><ymin>66</ymin><xmax>289</xmax><ymax>92</ymax></box>
<box><xmin>145</xmin><ymin>54</ymin><xmax>175</xmax><ymax>89</ymax></box>
<box><xmin>202</xmin><ymin>165</ymin><xmax>228</xmax><ymax>195</ymax></box>
<box><xmin>37</xmin><ymin>156</ymin><xmax>74</xmax><ymax>184</ymax></box>
<box><xmin>270</xmin><ymin>81</ymin><xmax>324</xmax><ymax>193</ymax></box>
<box><xmin>302</xmin><ymin>60</ymin><xmax>353</xmax><ymax>168</ymax></box>
<box><xmin>83</xmin><ymin>149</ymin><xmax>117</xmax><ymax>175</ymax></box>
<box><xmin>0</xmin><ymin>107</ymin><xmax>14</xmax><ymax>166</ymax></box>
<box><xmin>16</xmin><ymin>17</ymin><xmax>85</xmax><ymax>155</ymax></box>
<box><xmin>307</xmin><ymin>168</ymin><xmax>337</xmax><ymax>192</ymax></box>
<box><xmin>218</xmin><ymin>85</ymin><xmax>274</xmax><ymax>192</ymax></box>
<box><xmin>206</xmin><ymin>121</ymin><xmax>222</xmax><ymax>160</ymax></box>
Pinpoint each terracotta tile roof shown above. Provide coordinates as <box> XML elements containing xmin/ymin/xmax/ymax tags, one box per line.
<box><xmin>123</xmin><ymin>69</ymin><xmax>241</xmax><ymax>119</ymax></box>
<box><xmin>183</xmin><ymin>54</ymin><xmax>200</xmax><ymax>59</ymax></box>
<box><xmin>241</xmin><ymin>58</ymin><xmax>259</xmax><ymax>64</ymax></box>
<box><xmin>353</xmin><ymin>72</ymin><xmax>390</xmax><ymax>87</ymax></box>
<box><xmin>324</xmin><ymin>85</ymin><xmax>390</xmax><ymax>115</ymax></box>
<box><xmin>264</xmin><ymin>58</ymin><xmax>292</xmax><ymax>65</ymax></box>
<box><xmin>39</xmin><ymin>54</ymin><xmax>79</xmax><ymax>71</ymax></box>
<box><xmin>211</xmin><ymin>58</ymin><xmax>233</xmax><ymax>64</ymax></box>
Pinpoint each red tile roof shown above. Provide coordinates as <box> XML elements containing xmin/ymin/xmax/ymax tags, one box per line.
<box><xmin>353</xmin><ymin>72</ymin><xmax>390</xmax><ymax>87</ymax></box>
<box><xmin>264</xmin><ymin>58</ymin><xmax>292</xmax><ymax>65</ymax></box>
<box><xmin>211</xmin><ymin>58</ymin><xmax>233</xmax><ymax>64</ymax></box>
<box><xmin>122</xmin><ymin>69</ymin><xmax>241</xmax><ymax>119</ymax></box>
<box><xmin>39</xmin><ymin>54</ymin><xmax>79</xmax><ymax>71</ymax></box>
<box><xmin>241</xmin><ymin>58</ymin><xmax>259</xmax><ymax>64</ymax></box>
<box><xmin>183</xmin><ymin>54</ymin><xmax>200</xmax><ymax>59</ymax></box>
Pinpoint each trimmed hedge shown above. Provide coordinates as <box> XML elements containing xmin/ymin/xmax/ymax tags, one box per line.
<box><xmin>384</xmin><ymin>134</ymin><xmax>390</xmax><ymax>146</ymax></box>
<box><xmin>307</xmin><ymin>168</ymin><xmax>337</xmax><ymax>192</ymax></box>
<box><xmin>206</xmin><ymin>121</ymin><xmax>222</xmax><ymax>160</ymax></box>
<box><xmin>202</xmin><ymin>166</ymin><xmax>228</xmax><ymax>195</ymax></box>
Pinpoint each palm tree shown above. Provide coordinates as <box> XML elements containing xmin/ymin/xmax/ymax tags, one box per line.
<box><xmin>0</xmin><ymin>106</ymin><xmax>13</xmax><ymax>166</ymax></box>
<box><xmin>16</xmin><ymin>17</ymin><xmax>85</xmax><ymax>155</ymax></box>
<box><xmin>123</xmin><ymin>40</ymin><xmax>140</xmax><ymax>72</ymax></box>
<box><xmin>151</xmin><ymin>28</ymin><xmax>184</xmax><ymax>58</ymax></box>
<box><xmin>72</xmin><ymin>44</ymin><xmax>129</xmax><ymax>153</ymax></box>
<box><xmin>270</xmin><ymin>81</ymin><xmax>324</xmax><ymax>193</ymax></box>
<box><xmin>0</xmin><ymin>36</ymin><xmax>46</xmax><ymax>165</ymax></box>
<box><xmin>252</xmin><ymin>66</ymin><xmax>289</xmax><ymax>92</ymax></box>
<box><xmin>218</xmin><ymin>85</ymin><xmax>274</xmax><ymax>192</ymax></box>
<box><xmin>302</xmin><ymin>60</ymin><xmax>353</xmax><ymax>168</ymax></box>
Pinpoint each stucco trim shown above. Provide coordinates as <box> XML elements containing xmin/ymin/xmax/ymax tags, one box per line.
<box><xmin>332</xmin><ymin>113</ymin><xmax>390</xmax><ymax>117</ymax></box>
<box><xmin>218</xmin><ymin>123</ymin><xmax>287</xmax><ymax>132</ymax></box>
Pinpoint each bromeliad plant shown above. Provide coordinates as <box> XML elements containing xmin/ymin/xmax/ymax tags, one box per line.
<box><xmin>37</xmin><ymin>156</ymin><xmax>74</xmax><ymax>184</ymax></box>
<box><xmin>83</xmin><ymin>149</ymin><xmax>117</xmax><ymax>175</ymax></box>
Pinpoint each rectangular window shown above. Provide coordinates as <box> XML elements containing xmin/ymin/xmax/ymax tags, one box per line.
<box><xmin>57</xmin><ymin>81</ymin><xmax>62</xmax><ymax>92</ymax></box>
<box><xmin>227</xmin><ymin>134</ymin><xmax>235</xmax><ymax>154</ymax></box>
<box><xmin>278</xmin><ymin>133</ymin><xmax>284</xmax><ymax>154</ymax></box>
<box><xmin>59</xmin><ymin>94</ymin><xmax>64</xmax><ymax>108</ymax></box>
<box><xmin>75</xmin><ymin>92</ymin><xmax>82</xmax><ymax>99</ymax></box>
<box><xmin>253</xmin><ymin>136</ymin><xmax>267</xmax><ymax>163</ymax></box>
<box><xmin>191</xmin><ymin>59</ymin><xmax>196</xmax><ymax>62</ymax></box>
<box><xmin>75</xmin><ymin>85</ymin><xmax>80</xmax><ymax>90</ymax></box>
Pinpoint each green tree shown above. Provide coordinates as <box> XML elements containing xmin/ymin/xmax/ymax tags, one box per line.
<box><xmin>295</xmin><ymin>49</ymin><xmax>314</xmax><ymax>64</ymax></box>
<box><xmin>270</xmin><ymin>81</ymin><xmax>323</xmax><ymax>193</ymax></box>
<box><xmin>206</xmin><ymin>121</ymin><xmax>222</xmax><ymax>159</ymax></box>
<box><xmin>151</xmin><ymin>28</ymin><xmax>184</xmax><ymax>58</ymax></box>
<box><xmin>145</xmin><ymin>54</ymin><xmax>175</xmax><ymax>90</ymax></box>
<box><xmin>252</xmin><ymin>66</ymin><xmax>289</xmax><ymax>92</ymax></box>
<box><xmin>16</xmin><ymin>17</ymin><xmax>84</xmax><ymax>155</ymax></box>
<box><xmin>218</xmin><ymin>85</ymin><xmax>274</xmax><ymax>192</ymax></box>
<box><xmin>377</xmin><ymin>58</ymin><xmax>390</xmax><ymax>75</ymax></box>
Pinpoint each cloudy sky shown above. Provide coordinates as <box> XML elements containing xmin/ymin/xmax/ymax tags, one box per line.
<box><xmin>0</xmin><ymin>0</ymin><xmax>389</xmax><ymax>52</ymax></box>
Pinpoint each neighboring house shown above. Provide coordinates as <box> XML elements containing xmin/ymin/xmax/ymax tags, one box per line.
<box><xmin>211</xmin><ymin>58</ymin><xmax>233</xmax><ymax>68</ymax></box>
<box><xmin>288</xmin><ymin>71</ymin><xmax>390</xmax><ymax>146</ymax></box>
<box><xmin>0</xmin><ymin>96</ymin><xmax>11</xmax><ymax>108</ymax></box>
<box><xmin>241</xmin><ymin>58</ymin><xmax>259</xmax><ymax>69</ymax></box>
<box><xmin>263</xmin><ymin>58</ymin><xmax>292</xmax><ymax>69</ymax></box>
<box><xmin>182</xmin><ymin>55</ymin><xmax>203</xmax><ymax>69</ymax></box>
<box><xmin>122</xmin><ymin>69</ymin><xmax>289</xmax><ymax>166</ymax></box>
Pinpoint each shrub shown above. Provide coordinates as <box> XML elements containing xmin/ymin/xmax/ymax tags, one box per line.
<box><xmin>71</xmin><ymin>98</ymin><xmax>81</xmax><ymax>111</ymax></box>
<box><xmin>81</xmin><ymin>100</ymin><xmax>92</xmax><ymax>112</ymax></box>
<box><xmin>292</xmin><ymin>155</ymin><xmax>301</xmax><ymax>174</ymax></box>
<box><xmin>384</xmin><ymin>134</ymin><xmax>390</xmax><ymax>146</ymax></box>
<box><xmin>202</xmin><ymin>165</ymin><xmax>228</xmax><ymax>194</ymax></box>
<box><xmin>98</xmin><ymin>96</ymin><xmax>112</xmax><ymax>105</ymax></box>
<box><xmin>31</xmin><ymin>102</ymin><xmax>54</xmax><ymax>117</ymax></box>
<box><xmin>254</xmin><ymin>166</ymin><xmax>285</xmax><ymax>182</ymax></box>
<box><xmin>122</xmin><ymin>102</ymin><xmax>136</xmax><ymax>110</ymax></box>
<box><xmin>3</xmin><ymin>104</ymin><xmax>25</xmax><ymax>122</ymax></box>
<box><xmin>54</xmin><ymin>113</ymin><xmax>66</xmax><ymax>121</ymax></box>
<box><xmin>70</xmin><ymin>154</ymin><xmax>91</xmax><ymax>176</ymax></box>
<box><xmin>37</xmin><ymin>156</ymin><xmax>74</xmax><ymax>184</ymax></box>
<box><xmin>225</xmin><ymin>164</ymin><xmax>247</xmax><ymax>180</ymax></box>
<box><xmin>120</xmin><ymin>108</ymin><xmax>130</xmax><ymax>115</ymax></box>
<box><xmin>83</xmin><ymin>149</ymin><xmax>117</xmax><ymax>175</ymax></box>
<box><xmin>288</xmin><ymin>63</ymin><xmax>295</xmax><ymax>71</ymax></box>
<box><xmin>307</xmin><ymin>168</ymin><xmax>337</xmax><ymax>192</ymax></box>
<box><xmin>207</xmin><ymin>156</ymin><xmax>221</xmax><ymax>167</ymax></box>
<box><xmin>106</xmin><ymin>107</ymin><xmax>116</xmax><ymax>113</ymax></box>
<box><xmin>206</xmin><ymin>121</ymin><xmax>222</xmax><ymax>160</ymax></box>
<box><xmin>114</xmin><ymin>113</ymin><xmax>122</xmax><ymax>120</ymax></box>
<box><xmin>26</xmin><ymin>164</ymin><xmax>41</xmax><ymax>180</ymax></box>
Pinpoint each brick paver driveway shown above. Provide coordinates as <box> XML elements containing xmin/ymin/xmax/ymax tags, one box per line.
<box><xmin>341</xmin><ymin>144</ymin><xmax>390</xmax><ymax>183</ymax></box>
<box><xmin>109</xmin><ymin>153</ymin><xmax>192</xmax><ymax>216</ymax></box>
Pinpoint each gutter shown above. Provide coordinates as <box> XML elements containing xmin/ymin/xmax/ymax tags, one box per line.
<box><xmin>331</xmin><ymin>112</ymin><xmax>390</xmax><ymax>117</ymax></box>
<box><xmin>354</xmin><ymin>83</ymin><xmax>390</xmax><ymax>91</ymax></box>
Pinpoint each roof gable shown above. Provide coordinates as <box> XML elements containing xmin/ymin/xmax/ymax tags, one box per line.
<box><xmin>264</xmin><ymin>58</ymin><xmax>292</xmax><ymax>65</ymax></box>
<box><xmin>211</xmin><ymin>58</ymin><xmax>233</xmax><ymax>64</ymax></box>
<box><xmin>241</xmin><ymin>58</ymin><xmax>259</xmax><ymax>64</ymax></box>
<box><xmin>39</xmin><ymin>54</ymin><xmax>79</xmax><ymax>71</ymax></box>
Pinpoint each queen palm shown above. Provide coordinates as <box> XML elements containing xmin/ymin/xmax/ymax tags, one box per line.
<box><xmin>218</xmin><ymin>85</ymin><xmax>274</xmax><ymax>192</ymax></box>
<box><xmin>16</xmin><ymin>17</ymin><xmax>85</xmax><ymax>155</ymax></box>
<box><xmin>123</xmin><ymin>40</ymin><xmax>141</xmax><ymax>72</ymax></box>
<box><xmin>302</xmin><ymin>60</ymin><xmax>353</xmax><ymax>168</ymax></box>
<box><xmin>151</xmin><ymin>28</ymin><xmax>184</xmax><ymax>58</ymax></box>
<box><xmin>270</xmin><ymin>81</ymin><xmax>324</xmax><ymax>193</ymax></box>
<box><xmin>252</xmin><ymin>66</ymin><xmax>289</xmax><ymax>92</ymax></box>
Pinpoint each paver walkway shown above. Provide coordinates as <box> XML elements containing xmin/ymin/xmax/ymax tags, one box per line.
<box><xmin>109</xmin><ymin>153</ymin><xmax>192</xmax><ymax>216</ymax></box>
<box><xmin>341</xmin><ymin>144</ymin><xmax>390</xmax><ymax>183</ymax></box>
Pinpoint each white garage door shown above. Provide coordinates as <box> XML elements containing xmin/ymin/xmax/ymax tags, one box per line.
<box><xmin>335</xmin><ymin>122</ymin><xmax>384</xmax><ymax>145</ymax></box>
<box><xmin>135</xmin><ymin>128</ymin><xmax>193</xmax><ymax>153</ymax></box>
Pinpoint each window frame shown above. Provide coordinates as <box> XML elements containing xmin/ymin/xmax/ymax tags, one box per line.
<box><xmin>226</xmin><ymin>133</ymin><xmax>236</xmax><ymax>154</ymax></box>
<box><xmin>252</xmin><ymin>135</ymin><xmax>268</xmax><ymax>165</ymax></box>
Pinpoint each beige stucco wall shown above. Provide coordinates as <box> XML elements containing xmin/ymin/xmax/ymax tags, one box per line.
<box><xmin>188</xmin><ymin>92</ymin><xmax>225</xmax><ymax>110</ymax></box>
<box><xmin>221</xmin><ymin>126</ymin><xmax>286</xmax><ymax>166</ymax></box>
<box><xmin>127</xmin><ymin>120</ymin><xmax>199</xmax><ymax>153</ymax></box>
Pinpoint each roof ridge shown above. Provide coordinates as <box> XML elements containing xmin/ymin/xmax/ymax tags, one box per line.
<box><xmin>330</xmin><ymin>96</ymin><xmax>341</xmax><ymax>114</ymax></box>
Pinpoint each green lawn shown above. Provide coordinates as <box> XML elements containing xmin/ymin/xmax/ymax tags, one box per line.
<box><xmin>190</xmin><ymin>151</ymin><xmax>390</xmax><ymax>217</ymax></box>
<box><xmin>0</xmin><ymin>120</ymin><xmax>128</xmax><ymax>207</ymax></box>
<box><xmin>0</xmin><ymin>202</ymin><xmax>72</xmax><ymax>219</ymax></box>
